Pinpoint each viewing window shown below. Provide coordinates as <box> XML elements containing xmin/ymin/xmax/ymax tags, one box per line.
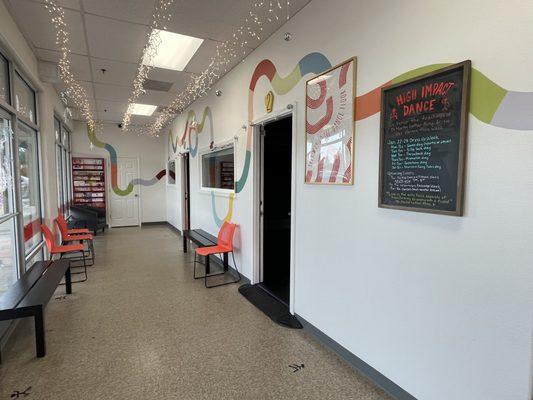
<box><xmin>201</xmin><ymin>147</ymin><xmax>234</xmax><ymax>191</ymax></box>
<box><xmin>14</xmin><ymin>72</ymin><xmax>36</xmax><ymax>123</ymax></box>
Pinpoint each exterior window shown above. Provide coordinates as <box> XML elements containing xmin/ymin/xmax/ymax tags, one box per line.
<box><xmin>201</xmin><ymin>146</ymin><xmax>235</xmax><ymax>190</ymax></box>
<box><xmin>55</xmin><ymin>118</ymin><xmax>71</xmax><ymax>216</ymax></box>
<box><xmin>0</xmin><ymin>117</ymin><xmax>14</xmax><ymax>216</ymax></box>
<box><xmin>14</xmin><ymin>72</ymin><xmax>36</xmax><ymax>123</ymax></box>
<box><xmin>18</xmin><ymin>123</ymin><xmax>42</xmax><ymax>254</ymax></box>
<box><xmin>0</xmin><ymin>216</ymin><xmax>18</xmax><ymax>296</ymax></box>
<box><xmin>0</xmin><ymin>54</ymin><xmax>9</xmax><ymax>104</ymax></box>
<box><xmin>0</xmin><ymin>114</ymin><xmax>18</xmax><ymax>296</ymax></box>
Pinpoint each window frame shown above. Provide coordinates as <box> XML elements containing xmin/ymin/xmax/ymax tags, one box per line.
<box><xmin>198</xmin><ymin>140</ymin><xmax>236</xmax><ymax>195</ymax></box>
<box><xmin>0</xmin><ymin>46</ymin><xmax>44</xmax><ymax>276</ymax></box>
<box><xmin>55</xmin><ymin>115</ymin><xmax>72</xmax><ymax>218</ymax></box>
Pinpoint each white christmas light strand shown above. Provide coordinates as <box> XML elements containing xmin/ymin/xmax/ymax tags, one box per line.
<box><xmin>121</xmin><ymin>0</ymin><xmax>175</xmax><ymax>132</ymax></box>
<box><xmin>44</xmin><ymin>0</ymin><xmax>95</xmax><ymax>131</ymax></box>
<box><xmin>146</xmin><ymin>0</ymin><xmax>292</xmax><ymax>136</ymax></box>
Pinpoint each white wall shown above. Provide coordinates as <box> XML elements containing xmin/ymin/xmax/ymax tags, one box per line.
<box><xmin>166</xmin><ymin>1</ymin><xmax>533</xmax><ymax>399</ymax></box>
<box><xmin>71</xmin><ymin>122</ymin><xmax>167</xmax><ymax>223</ymax></box>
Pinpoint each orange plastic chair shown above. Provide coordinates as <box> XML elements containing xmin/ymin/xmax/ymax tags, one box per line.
<box><xmin>41</xmin><ymin>224</ymin><xmax>88</xmax><ymax>283</ymax></box>
<box><xmin>57</xmin><ymin>214</ymin><xmax>90</xmax><ymax>235</ymax></box>
<box><xmin>194</xmin><ymin>222</ymin><xmax>241</xmax><ymax>288</ymax></box>
<box><xmin>55</xmin><ymin>216</ymin><xmax>95</xmax><ymax>265</ymax></box>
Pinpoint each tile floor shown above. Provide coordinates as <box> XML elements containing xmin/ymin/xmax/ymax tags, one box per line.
<box><xmin>0</xmin><ymin>226</ymin><xmax>391</xmax><ymax>400</ymax></box>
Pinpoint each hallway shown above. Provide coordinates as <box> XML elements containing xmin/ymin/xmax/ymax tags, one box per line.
<box><xmin>0</xmin><ymin>226</ymin><xmax>389</xmax><ymax>400</ymax></box>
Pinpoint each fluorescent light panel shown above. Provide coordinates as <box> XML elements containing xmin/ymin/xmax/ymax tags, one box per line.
<box><xmin>143</xmin><ymin>29</ymin><xmax>204</xmax><ymax>71</ymax></box>
<box><xmin>128</xmin><ymin>103</ymin><xmax>157</xmax><ymax>116</ymax></box>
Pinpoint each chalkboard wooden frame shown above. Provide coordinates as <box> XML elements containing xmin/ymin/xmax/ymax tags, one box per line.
<box><xmin>378</xmin><ymin>60</ymin><xmax>471</xmax><ymax>216</ymax></box>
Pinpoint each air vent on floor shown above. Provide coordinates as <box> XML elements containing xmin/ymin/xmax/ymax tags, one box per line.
<box><xmin>143</xmin><ymin>79</ymin><xmax>173</xmax><ymax>92</ymax></box>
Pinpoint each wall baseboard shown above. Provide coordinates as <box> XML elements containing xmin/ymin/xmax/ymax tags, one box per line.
<box><xmin>141</xmin><ymin>221</ymin><xmax>168</xmax><ymax>227</ymax></box>
<box><xmin>165</xmin><ymin>222</ymin><xmax>182</xmax><ymax>236</ymax></box>
<box><xmin>296</xmin><ymin>314</ymin><xmax>417</xmax><ymax>400</ymax></box>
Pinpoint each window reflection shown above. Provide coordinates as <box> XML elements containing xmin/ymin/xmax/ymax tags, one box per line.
<box><xmin>201</xmin><ymin>147</ymin><xmax>234</xmax><ymax>190</ymax></box>
<box><xmin>18</xmin><ymin>123</ymin><xmax>41</xmax><ymax>253</ymax></box>
<box><xmin>14</xmin><ymin>73</ymin><xmax>36</xmax><ymax>123</ymax></box>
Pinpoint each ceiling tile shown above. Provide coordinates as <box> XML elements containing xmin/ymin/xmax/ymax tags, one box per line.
<box><xmin>184</xmin><ymin>39</ymin><xmax>222</xmax><ymax>74</ymax></box>
<box><xmin>93</xmin><ymin>82</ymin><xmax>131</xmax><ymax>102</ymax></box>
<box><xmin>35</xmin><ymin>49</ymin><xmax>92</xmax><ymax>81</ymax></box>
<box><xmin>90</xmin><ymin>58</ymin><xmax>137</xmax><ymax>86</ymax></box>
<box><xmin>96</xmin><ymin>111</ymin><xmax>124</xmax><ymax>123</ymax></box>
<box><xmin>82</xmin><ymin>0</ymin><xmax>156</xmax><ymax>25</ymax></box>
<box><xmin>138</xmin><ymin>90</ymin><xmax>175</xmax><ymax>106</ymax></box>
<box><xmin>148</xmin><ymin>68</ymin><xmax>191</xmax><ymax>93</ymax></box>
<box><xmin>96</xmin><ymin>100</ymin><xmax>127</xmax><ymax>114</ymax></box>
<box><xmin>28</xmin><ymin>0</ymin><xmax>81</xmax><ymax>10</ymax></box>
<box><xmin>8</xmin><ymin>0</ymin><xmax>87</xmax><ymax>54</ymax></box>
<box><xmin>85</xmin><ymin>14</ymin><xmax>149</xmax><ymax>63</ymax></box>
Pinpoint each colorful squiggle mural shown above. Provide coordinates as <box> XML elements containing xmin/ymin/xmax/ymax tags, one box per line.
<box><xmin>171</xmin><ymin>55</ymin><xmax>533</xmax><ymax>226</ymax></box>
<box><xmin>87</xmin><ymin>125</ymin><xmax>167</xmax><ymax>196</ymax></box>
<box><xmin>355</xmin><ymin>63</ymin><xmax>533</xmax><ymax>130</ymax></box>
<box><xmin>168</xmin><ymin>107</ymin><xmax>214</xmax><ymax>156</ymax></box>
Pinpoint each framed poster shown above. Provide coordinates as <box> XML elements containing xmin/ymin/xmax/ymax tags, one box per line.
<box><xmin>378</xmin><ymin>61</ymin><xmax>471</xmax><ymax>216</ymax></box>
<box><xmin>305</xmin><ymin>57</ymin><xmax>356</xmax><ymax>185</ymax></box>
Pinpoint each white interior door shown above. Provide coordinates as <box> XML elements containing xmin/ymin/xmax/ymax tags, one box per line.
<box><xmin>110</xmin><ymin>157</ymin><xmax>140</xmax><ymax>227</ymax></box>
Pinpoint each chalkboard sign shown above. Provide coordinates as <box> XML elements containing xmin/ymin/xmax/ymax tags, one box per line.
<box><xmin>378</xmin><ymin>61</ymin><xmax>471</xmax><ymax>216</ymax></box>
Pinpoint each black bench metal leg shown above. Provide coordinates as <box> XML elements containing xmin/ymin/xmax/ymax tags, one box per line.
<box><xmin>223</xmin><ymin>253</ymin><xmax>229</xmax><ymax>272</ymax></box>
<box><xmin>65</xmin><ymin>267</ymin><xmax>72</xmax><ymax>294</ymax></box>
<box><xmin>183</xmin><ymin>236</ymin><xmax>188</xmax><ymax>253</ymax></box>
<box><xmin>34</xmin><ymin>306</ymin><xmax>45</xmax><ymax>358</ymax></box>
<box><xmin>205</xmin><ymin>254</ymin><xmax>210</xmax><ymax>274</ymax></box>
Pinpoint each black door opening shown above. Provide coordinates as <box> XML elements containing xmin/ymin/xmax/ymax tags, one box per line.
<box><xmin>260</xmin><ymin>115</ymin><xmax>292</xmax><ymax>305</ymax></box>
<box><xmin>181</xmin><ymin>153</ymin><xmax>191</xmax><ymax>252</ymax></box>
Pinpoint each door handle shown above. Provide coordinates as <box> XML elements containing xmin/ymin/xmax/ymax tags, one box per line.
<box><xmin>134</xmin><ymin>194</ymin><xmax>139</xmax><ymax>197</ymax></box>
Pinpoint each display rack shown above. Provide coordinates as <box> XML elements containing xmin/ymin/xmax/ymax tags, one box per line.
<box><xmin>220</xmin><ymin>161</ymin><xmax>234</xmax><ymax>190</ymax></box>
<box><xmin>72</xmin><ymin>157</ymin><xmax>106</xmax><ymax>210</ymax></box>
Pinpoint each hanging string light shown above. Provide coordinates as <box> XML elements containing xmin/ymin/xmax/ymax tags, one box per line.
<box><xmin>146</xmin><ymin>0</ymin><xmax>293</xmax><ymax>137</ymax></box>
<box><xmin>121</xmin><ymin>0</ymin><xmax>175</xmax><ymax>132</ymax></box>
<box><xmin>44</xmin><ymin>0</ymin><xmax>294</xmax><ymax>137</ymax></box>
<box><xmin>44</xmin><ymin>0</ymin><xmax>96</xmax><ymax>131</ymax></box>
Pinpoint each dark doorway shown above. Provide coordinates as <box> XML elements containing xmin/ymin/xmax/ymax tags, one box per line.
<box><xmin>182</xmin><ymin>153</ymin><xmax>191</xmax><ymax>231</ymax></box>
<box><xmin>260</xmin><ymin>115</ymin><xmax>292</xmax><ymax>305</ymax></box>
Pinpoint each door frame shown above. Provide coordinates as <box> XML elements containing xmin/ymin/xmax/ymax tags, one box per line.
<box><xmin>251</xmin><ymin>102</ymin><xmax>297</xmax><ymax>314</ymax></box>
<box><xmin>108</xmin><ymin>156</ymin><xmax>141</xmax><ymax>228</ymax></box>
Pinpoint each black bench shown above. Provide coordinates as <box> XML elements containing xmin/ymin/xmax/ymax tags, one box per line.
<box><xmin>183</xmin><ymin>229</ymin><xmax>229</xmax><ymax>275</ymax></box>
<box><xmin>0</xmin><ymin>260</ymin><xmax>72</xmax><ymax>361</ymax></box>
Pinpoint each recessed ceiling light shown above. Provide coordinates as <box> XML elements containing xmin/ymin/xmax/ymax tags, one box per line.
<box><xmin>128</xmin><ymin>103</ymin><xmax>157</xmax><ymax>116</ymax></box>
<box><xmin>143</xmin><ymin>29</ymin><xmax>204</xmax><ymax>71</ymax></box>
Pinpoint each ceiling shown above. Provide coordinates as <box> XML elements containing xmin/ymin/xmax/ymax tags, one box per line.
<box><xmin>4</xmin><ymin>0</ymin><xmax>311</xmax><ymax>126</ymax></box>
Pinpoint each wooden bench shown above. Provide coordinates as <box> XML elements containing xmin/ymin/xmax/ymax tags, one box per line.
<box><xmin>0</xmin><ymin>260</ymin><xmax>72</xmax><ymax>361</ymax></box>
<box><xmin>182</xmin><ymin>229</ymin><xmax>229</xmax><ymax>274</ymax></box>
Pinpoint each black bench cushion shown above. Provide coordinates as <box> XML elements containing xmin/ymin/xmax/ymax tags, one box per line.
<box><xmin>0</xmin><ymin>262</ymin><xmax>51</xmax><ymax>311</ymax></box>
<box><xmin>183</xmin><ymin>229</ymin><xmax>216</xmax><ymax>247</ymax></box>
<box><xmin>18</xmin><ymin>260</ymin><xmax>69</xmax><ymax>308</ymax></box>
